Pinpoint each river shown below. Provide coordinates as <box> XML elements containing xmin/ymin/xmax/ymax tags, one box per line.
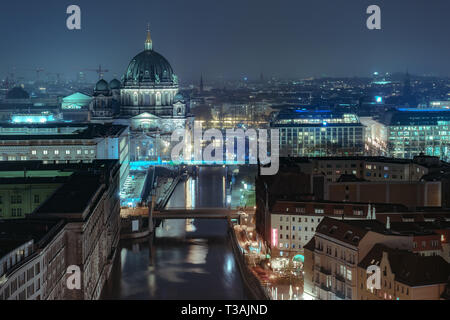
<box><xmin>101</xmin><ymin>166</ymin><xmax>248</xmax><ymax>299</ymax></box>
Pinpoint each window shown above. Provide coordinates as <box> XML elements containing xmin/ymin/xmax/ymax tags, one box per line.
<box><xmin>11</xmin><ymin>208</ymin><xmax>22</xmax><ymax>217</ymax></box>
<box><xmin>346</xmin><ymin>269</ymin><xmax>352</xmax><ymax>281</ymax></box>
<box><xmin>34</xmin><ymin>195</ymin><xmax>40</xmax><ymax>204</ymax></box>
<box><xmin>43</xmin><ymin>150</ymin><xmax>48</xmax><ymax>155</ymax></box>
<box><xmin>54</xmin><ymin>150</ymin><xmax>59</xmax><ymax>155</ymax></box>
<box><xmin>65</xmin><ymin>150</ymin><xmax>70</xmax><ymax>155</ymax></box>
<box><xmin>315</xmin><ymin>208</ymin><xmax>324</xmax><ymax>214</ymax></box>
<box><xmin>77</xmin><ymin>150</ymin><xmax>82</xmax><ymax>155</ymax></box>
<box><xmin>11</xmin><ymin>194</ymin><xmax>22</xmax><ymax>204</ymax></box>
<box><xmin>31</xmin><ymin>150</ymin><xmax>37</xmax><ymax>155</ymax></box>
<box><xmin>84</xmin><ymin>150</ymin><xmax>89</xmax><ymax>155</ymax></box>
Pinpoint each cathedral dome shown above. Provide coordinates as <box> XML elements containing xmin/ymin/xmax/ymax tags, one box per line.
<box><xmin>109</xmin><ymin>79</ymin><xmax>121</xmax><ymax>90</ymax></box>
<box><xmin>95</xmin><ymin>79</ymin><xmax>109</xmax><ymax>93</ymax></box>
<box><xmin>174</xmin><ymin>93</ymin><xmax>185</xmax><ymax>103</ymax></box>
<box><xmin>123</xmin><ymin>27</ymin><xmax>176</xmax><ymax>86</ymax></box>
<box><xmin>124</xmin><ymin>50</ymin><xmax>175</xmax><ymax>85</ymax></box>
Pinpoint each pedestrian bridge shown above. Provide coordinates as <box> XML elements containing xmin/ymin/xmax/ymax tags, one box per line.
<box><xmin>130</xmin><ymin>160</ymin><xmax>246</xmax><ymax>171</ymax></box>
<box><xmin>152</xmin><ymin>207</ymin><xmax>252</xmax><ymax>220</ymax></box>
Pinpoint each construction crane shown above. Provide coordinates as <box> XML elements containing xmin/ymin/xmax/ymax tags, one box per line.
<box><xmin>84</xmin><ymin>65</ymin><xmax>109</xmax><ymax>80</ymax></box>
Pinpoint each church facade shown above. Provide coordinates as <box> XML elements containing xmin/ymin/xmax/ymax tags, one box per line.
<box><xmin>89</xmin><ymin>27</ymin><xmax>192</xmax><ymax>161</ymax></box>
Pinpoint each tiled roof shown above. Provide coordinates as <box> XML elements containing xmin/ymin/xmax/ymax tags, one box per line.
<box><xmin>359</xmin><ymin>243</ymin><xmax>450</xmax><ymax>287</ymax></box>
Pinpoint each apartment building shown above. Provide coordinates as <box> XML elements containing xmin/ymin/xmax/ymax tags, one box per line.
<box><xmin>303</xmin><ymin>217</ymin><xmax>413</xmax><ymax>300</ymax></box>
<box><xmin>270</xmin><ymin>200</ymin><xmax>406</xmax><ymax>256</ymax></box>
<box><xmin>358</xmin><ymin>244</ymin><xmax>450</xmax><ymax>300</ymax></box>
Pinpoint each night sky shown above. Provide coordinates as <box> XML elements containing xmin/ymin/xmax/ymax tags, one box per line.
<box><xmin>0</xmin><ymin>0</ymin><xmax>449</xmax><ymax>82</ymax></box>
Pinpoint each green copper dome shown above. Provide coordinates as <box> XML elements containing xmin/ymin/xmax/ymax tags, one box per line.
<box><xmin>95</xmin><ymin>79</ymin><xmax>109</xmax><ymax>92</ymax></box>
<box><xmin>123</xmin><ymin>50</ymin><xmax>175</xmax><ymax>85</ymax></box>
<box><xmin>109</xmin><ymin>79</ymin><xmax>121</xmax><ymax>90</ymax></box>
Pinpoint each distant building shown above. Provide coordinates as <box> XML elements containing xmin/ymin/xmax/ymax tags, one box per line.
<box><xmin>120</xmin><ymin>27</ymin><xmax>186</xmax><ymax>119</ymax></box>
<box><xmin>0</xmin><ymin>123</ymin><xmax>130</xmax><ymax>188</ymax></box>
<box><xmin>89</xmin><ymin>79</ymin><xmax>121</xmax><ymax>123</ymax></box>
<box><xmin>61</xmin><ymin>92</ymin><xmax>92</xmax><ymax>122</ymax></box>
<box><xmin>0</xmin><ymin>86</ymin><xmax>60</xmax><ymax>121</ymax></box>
<box><xmin>271</xmin><ymin>109</ymin><xmax>364</xmax><ymax>157</ymax></box>
<box><xmin>365</xmin><ymin>108</ymin><xmax>450</xmax><ymax>161</ymax></box>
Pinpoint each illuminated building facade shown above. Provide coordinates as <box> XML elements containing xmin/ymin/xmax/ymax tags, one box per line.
<box><xmin>367</xmin><ymin>108</ymin><xmax>450</xmax><ymax>161</ymax></box>
<box><xmin>120</xmin><ymin>27</ymin><xmax>186</xmax><ymax>119</ymax></box>
<box><xmin>271</xmin><ymin>110</ymin><xmax>364</xmax><ymax>157</ymax></box>
<box><xmin>0</xmin><ymin>123</ymin><xmax>130</xmax><ymax>188</ymax></box>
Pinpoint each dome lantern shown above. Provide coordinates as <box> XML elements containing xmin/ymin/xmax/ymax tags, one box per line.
<box><xmin>145</xmin><ymin>23</ymin><xmax>153</xmax><ymax>51</ymax></box>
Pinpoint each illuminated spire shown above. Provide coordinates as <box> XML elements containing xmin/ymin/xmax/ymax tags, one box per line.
<box><xmin>145</xmin><ymin>23</ymin><xmax>153</xmax><ymax>51</ymax></box>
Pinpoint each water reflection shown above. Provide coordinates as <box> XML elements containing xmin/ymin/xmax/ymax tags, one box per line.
<box><xmin>102</xmin><ymin>167</ymin><xmax>247</xmax><ymax>300</ymax></box>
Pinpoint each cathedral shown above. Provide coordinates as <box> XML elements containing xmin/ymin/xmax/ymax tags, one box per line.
<box><xmin>90</xmin><ymin>26</ymin><xmax>192</xmax><ymax>161</ymax></box>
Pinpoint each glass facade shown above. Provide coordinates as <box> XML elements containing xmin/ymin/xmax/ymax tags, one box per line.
<box><xmin>272</xmin><ymin>111</ymin><xmax>364</xmax><ymax>157</ymax></box>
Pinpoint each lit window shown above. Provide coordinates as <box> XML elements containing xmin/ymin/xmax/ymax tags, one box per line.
<box><xmin>54</xmin><ymin>150</ymin><xmax>59</xmax><ymax>155</ymax></box>
<box><xmin>43</xmin><ymin>150</ymin><xmax>48</xmax><ymax>155</ymax></box>
<box><xmin>31</xmin><ymin>150</ymin><xmax>37</xmax><ymax>155</ymax></box>
<box><xmin>65</xmin><ymin>150</ymin><xmax>70</xmax><ymax>155</ymax></box>
<box><xmin>77</xmin><ymin>150</ymin><xmax>82</xmax><ymax>155</ymax></box>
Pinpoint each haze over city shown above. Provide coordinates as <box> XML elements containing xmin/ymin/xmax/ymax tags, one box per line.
<box><xmin>1</xmin><ymin>0</ymin><xmax>450</xmax><ymax>307</ymax></box>
<box><xmin>1</xmin><ymin>0</ymin><xmax>450</xmax><ymax>82</ymax></box>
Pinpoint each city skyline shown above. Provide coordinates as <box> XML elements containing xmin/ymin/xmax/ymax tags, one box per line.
<box><xmin>1</xmin><ymin>0</ymin><xmax>450</xmax><ymax>304</ymax></box>
<box><xmin>1</xmin><ymin>0</ymin><xmax>450</xmax><ymax>82</ymax></box>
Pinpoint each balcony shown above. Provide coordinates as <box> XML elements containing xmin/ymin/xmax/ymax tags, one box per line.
<box><xmin>335</xmin><ymin>273</ymin><xmax>345</xmax><ymax>282</ymax></box>
<box><xmin>335</xmin><ymin>291</ymin><xmax>345</xmax><ymax>300</ymax></box>
<box><xmin>320</xmin><ymin>283</ymin><xmax>331</xmax><ymax>292</ymax></box>
<box><xmin>320</xmin><ymin>266</ymin><xmax>332</xmax><ymax>275</ymax></box>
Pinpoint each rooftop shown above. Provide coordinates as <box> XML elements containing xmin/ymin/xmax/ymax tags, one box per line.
<box><xmin>0</xmin><ymin>219</ymin><xmax>64</xmax><ymax>259</ymax></box>
<box><xmin>358</xmin><ymin>243</ymin><xmax>450</xmax><ymax>287</ymax></box>
<box><xmin>0</xmin><ymin>123</ymin><xmax>128</xmax><ymax>141</ymax></box>
<box><xmin>316</xmin><ymin>217</ymin><xmax>391</xmax><ymax>246</ymax></box>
